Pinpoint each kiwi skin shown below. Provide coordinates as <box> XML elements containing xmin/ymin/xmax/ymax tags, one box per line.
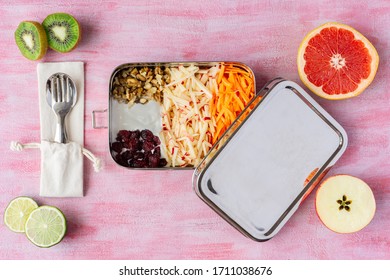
<box><xmin>42</xmin><ymin>13</ymin><xmax>81</xmax><ymax>53</ymax></box>
<box><xmin>14</xmin><ymin>21</ymin><xmax>48</xmax><ymax>60</ymax></box>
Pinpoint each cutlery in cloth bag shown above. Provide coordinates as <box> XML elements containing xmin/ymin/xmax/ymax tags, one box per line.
<box><xmin>10</xmin><ymin>62</ymin><xmax>101</xmax><ymax>197</ymax></box>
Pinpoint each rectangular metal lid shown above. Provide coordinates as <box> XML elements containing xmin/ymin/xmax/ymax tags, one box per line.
<box><xmin>193</xmin><ymin>79</ymin><xmax>348</xmax><ymax>241</ymax></box>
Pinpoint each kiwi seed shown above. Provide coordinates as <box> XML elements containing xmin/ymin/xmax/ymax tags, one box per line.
<box><xmin>42</xmin><ymin>13</ymin><xmax>81</xmax><ymax>53</ymax></box>
<box><xmin>14</xmin><ymin>21</ymin><xmax>48</xmax><ymax>60</ymax></box>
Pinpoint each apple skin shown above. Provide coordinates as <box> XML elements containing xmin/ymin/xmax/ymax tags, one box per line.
<box><xmin>315</xmin><ymin>174</ymin><xmax>376</xmax><ymax>234</ymax></box>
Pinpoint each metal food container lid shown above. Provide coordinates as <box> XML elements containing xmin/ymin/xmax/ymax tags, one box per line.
<box><xmin>193</xmin><ymin>78</ymin><xmax>348</xmax><ymax>241</ymax></box>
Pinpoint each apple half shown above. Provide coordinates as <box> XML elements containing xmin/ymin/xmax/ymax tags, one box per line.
<box><xmin>315</xmin><ymin>175</ymin><xmax>376</xmax><ymax>233</ymax></box>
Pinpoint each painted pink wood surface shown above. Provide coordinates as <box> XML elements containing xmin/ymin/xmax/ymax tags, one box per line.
<box><xmin>0</xmin><ymin>0</ymin><xmax>389</xmax><ymax>260</ymax></box>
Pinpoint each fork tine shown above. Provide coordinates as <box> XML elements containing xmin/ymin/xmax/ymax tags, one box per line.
<box><xmin>61</xmin><ymin>75</ymin><xmax>66</xmax><ymax>102</ymax></box>
<box><xmin>59</xmin><ymin>75</ymin><xmax>63</xmax><ymax>102</ymax></box>
<box><xmin>65</xmin><ymin>76</ymin><xmax>70</xmax><ymax>102</ymax></box>
<box><xmin>56</xmin><ymin>76</ymin><xmax>61</xmax><ymax>102</ymax></box>
<box><xmin>51</xmin><ymin>77</ymin><xmax>56</xmax><ymax>103</ymax></box>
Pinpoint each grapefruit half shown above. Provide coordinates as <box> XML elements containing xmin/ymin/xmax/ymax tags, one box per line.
<box><xmin>297</xmin><ymin>22</ymin><xmax>379</xmax><ymax>100</ymax></box>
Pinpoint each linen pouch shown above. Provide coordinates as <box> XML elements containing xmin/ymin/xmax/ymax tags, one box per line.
<box><xmin>10</xmin><ymin>62</ymin><xmax>101</xmax><ymax>197</ymax></box>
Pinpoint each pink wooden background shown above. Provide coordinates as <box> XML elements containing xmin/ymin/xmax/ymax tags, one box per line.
<box><xmin>0</xmin><ymin>0</ymin><xmax>389</xmax><ymax>260</ymax></box>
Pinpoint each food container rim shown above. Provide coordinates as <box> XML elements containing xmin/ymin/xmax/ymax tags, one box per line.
<box><xmin>107</xmin><ymin>61</ymin><xmax>257</xmax><ymax>170</ymax></box>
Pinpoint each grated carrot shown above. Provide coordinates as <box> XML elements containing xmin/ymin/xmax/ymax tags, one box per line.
<box><xmin>210</xmin><ymin>64</ymin><xmax>255</xmax><ymax>144</ymax></box>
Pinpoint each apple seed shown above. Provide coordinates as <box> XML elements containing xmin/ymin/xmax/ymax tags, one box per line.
<box><xmin>337</xmin><ymin>194</ymin><xmax>352</xmax><ymax>212</ymax></box>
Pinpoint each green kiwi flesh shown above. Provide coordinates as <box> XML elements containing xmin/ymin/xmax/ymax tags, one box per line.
<box><xmin>42</xmin><ymin>13</ymin><xmax>80</xmax><ymax>53</ymax></box>
<box><xmin>15</xmin><ymin>21</ymin><xmax>48</xmax><ymax>60</ymax></box>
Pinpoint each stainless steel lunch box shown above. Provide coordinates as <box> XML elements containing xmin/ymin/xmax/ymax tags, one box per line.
<box><xmin>193</xmin><ymin>78</ymin><xmax>348</xmax><ymax>241</ymax></box>
<box><xmin>93</xmin><ymin>63</ymin><xmax>348</xmax><ymax>241</ymax></box>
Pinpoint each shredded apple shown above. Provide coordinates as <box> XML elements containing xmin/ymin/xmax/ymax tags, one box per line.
<box><xmin>160</xmin><ymin>63</ymin><xmax>255</xmax><ymax>167</ymax></box>
<box><xmin>160</xmin><ymin>64</ymin><xmax>218</xmax><ymax>167</ymax></box>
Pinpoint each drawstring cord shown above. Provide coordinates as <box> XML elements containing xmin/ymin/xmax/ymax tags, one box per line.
<box><xmin>10</xmin><ymin>141</ymin><xmax>41</xmax><ymax>151</ymax></box>
<box><xmin>10</xmin><ymin>141</ymin><xmax>102</xmax><ymax>172</ymax></box>
<box><xmin>81</xmin><ymin>147</ymin><xmax>102</xmax><ymax>172</ymax></box>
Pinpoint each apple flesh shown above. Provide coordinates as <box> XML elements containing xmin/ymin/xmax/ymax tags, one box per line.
<box><xmin>315</xmin><ymin>175</ymin><xmax>376</xmax><ymax>234</ymax></box>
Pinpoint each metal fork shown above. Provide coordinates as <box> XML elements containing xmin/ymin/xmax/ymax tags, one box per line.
<box><xmin>46</xmin><ymin>73</ymin><xmax>77</xmax><ymax>143</ymax></box>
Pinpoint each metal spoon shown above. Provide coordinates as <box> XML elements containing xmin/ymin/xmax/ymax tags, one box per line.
<box><xmin>46</xmin><ymin>73</ymin><xmax>77</xmax><ymax>143</ymax></box>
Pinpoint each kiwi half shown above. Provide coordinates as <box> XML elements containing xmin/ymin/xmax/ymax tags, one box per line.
<box><xmin>15</xmin><ymin>21</ymin><xmax>48</xmax><ymax>60</ymax></box>
<box><xmin>42</xmin><ymin>13</ymin><xmax>80</xmax><ymax>53</ymax></box>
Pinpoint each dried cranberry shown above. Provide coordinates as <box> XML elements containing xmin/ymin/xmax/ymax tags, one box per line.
<box><xmin>144</xmin><ymin>151</ymin><xmax>151</xmax><ymax>161</ymax></box>
<box><xmin>128</xmin><ymin>159</ymin><xmax>135</xmax><ymax>167</ymax></box>
<box><xmin>159</xmin><ymin>158</ymin><xmax>168</xmax><ymax>167</ymax></box>
<box><xmin>111</xmin><ymin>142</ymin><xmax>123</xmax><ymax>153</ymax></box>
<box><xmin>130</xmin><ymin>129</ymin><xmax>141</xmax><ymax>139</ymax></box>
<box><xmin>142</xmin><ymin>140</ymin><xmax>155</xmax><ymax>153</ymax></box>
<box><xmin>114</xmin><ymin>153</ymin><xmax>125</xmax><ymax>166</ymax></box>
<box><xmin>121</xmin><ymin>151</ymin><xmax>133</xmax><ymax>162</ymax></box>
<box><xmin>127</xmin><ymin>138</ymin><xmax>141</xmax><ymax>151</ymax></box>
<box><xmin>117</xmin><ymin>130</ymin><xmax>131</xmax><ymax>141</ymax></box>
<box><xmin>153</xmin><ymin>146</ymin><xmax>161</xmax><ymax>158</ymax></box>
<box><xmin>122</xmin><ymin>140</ymin><xmax>130</xmax><ymax>149</ymax></box>
<box><xmin>133</xmin><ymin>159</ymin><xmax>147</xmax><ymax>168</ymax></box>
<box><xmin>115</xmin><ymin>128</ymin><xmax>168</xmax><ymax>168</ymax></box>
<box><xmin>141</xmin><ymin>129</ymin><xmax>154</xmax><ymax>141</ymax></box>
<box><xmin>134</xmin><ymin>151</ymin><xmax>144</xmax><ymax>160</ymax></box>
<box><xmin>148</xmin><ymin>154</ymin><xmax>160</xmax><ymax>168</ymax></box>
<box><xmin>153</xmin><ymin>135</ymin><xmax>161</xmax><ymax>145</ymax></box>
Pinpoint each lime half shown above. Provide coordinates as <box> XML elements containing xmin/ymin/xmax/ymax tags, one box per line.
<box><xmin>25</xmin><ymin>206</ymin><xmax>67</xmax><ymax>248</ymax></box>
<box><xmin>4</xmin><ymin>197</ymin><xmax>38</xmax><ymax>233</ymax></box>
